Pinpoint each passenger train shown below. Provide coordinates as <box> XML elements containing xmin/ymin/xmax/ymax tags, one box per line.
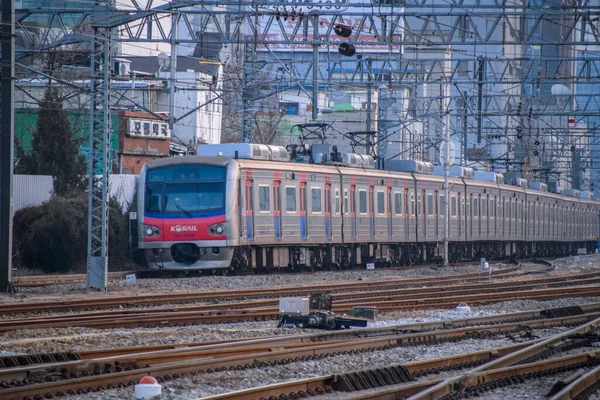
<box><xmin>137</xmin><ymin>143</ymin><xmax>600</xmax><ymax>271</ymax></box>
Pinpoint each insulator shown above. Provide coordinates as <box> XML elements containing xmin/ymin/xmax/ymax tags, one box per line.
<box><xmin>338</xmin><ymin>43</ymin><xmax>356</xmax><ymax>57</ymax></box>
<box><xmin>334</xmin><ymin>23</ymin><xmax>353</xmax><ymax>38</ymax></box>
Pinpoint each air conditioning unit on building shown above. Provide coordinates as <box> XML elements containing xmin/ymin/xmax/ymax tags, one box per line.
<box><xmin>152</xmin><ymin>122</ymin><xmax>160</xmax><ymax>136</ymax></box>
<box><xmin>142</xmin><ymin>121</ymin><xmax>151</xmax><ymax>136</ymax></box>
<box><xmin>128</xmin><ymin>119</ymin><xmax>141</xmax><ymax>137</ymax></box>
<box><xmin>114</xmin><ymin>58</ymin><xmax>131</xmax><ymax>77</ymax></box>
<box><xmin>160</xmin><ymin>123</ymin><xmax>170</xmax><ymax>138</ymax></box>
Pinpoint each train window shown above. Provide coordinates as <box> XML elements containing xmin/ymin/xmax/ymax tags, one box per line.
<box><xmin>344</xmin><ymin>190</ymin><xmax>349</xmax><ymax>214</ymax></box>
<box><xmin>451</xmin><ymin>196</ymin><xmax>457</xmax><ymax>217</ymax></box>
<box><xmin>377</xmin><ymin>191</ymin><xmax>385</xmax><ymax>215</ymax></box>
<box><xmin>286</xmin><ymin>187</ymin><xmax>297</xmax><ymax>212</ymax></box>
<box><xmin>335</xmin><ymin>190</ymin><xmax>340</xmax><ymax>214</ymax></box>
<box><xmin>440</xmin><ymin>195</ymin><xmax>446</xmax><ymax>216</ymax></box>
<box><xmin>427</xmin><ymin>194</ymin><xmax>434</xmax><ymax>216</ymax></box>
<box><xmin>411</xmin><ymin>194</ymin><xmax>416</xmax><ymax>216</ymax></box>
<box><xmin>145</xmin><ymin>184</ymin><xmax>162</xmax><ymax>213</ymax></box>
<box><xmin>474</xmin><ymin>198</ymin><xmax>479</xmax><ymax>217</ymax></box>
<box><xmin>482</xmin><ymin>198</ymin><xmax>487</xmax><ymax>217</ymax></box>
<box><xmin>359</xmin><ymin>190</ymin><xmax>367</xmax><ymax>214</ymax></box>
<box><xmin>311</xmin><ymin>188</ymin><xmax>322</xmax><ymax>213</ymax></box>
<box><xmin>394</xmin><ymin>193</ymin><xmax>402</xmax><ymax>216</ymax></box>
<box><xmin>259</xmin><ymin>185</ymin><xmax>270</xmax><ymax>212</ymax></box>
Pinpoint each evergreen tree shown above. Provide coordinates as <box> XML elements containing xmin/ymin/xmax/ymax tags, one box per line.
<box><xmin>19</xmin><ymin>86</ymin><xmax>86</xmax><ymax>196</ymax></box>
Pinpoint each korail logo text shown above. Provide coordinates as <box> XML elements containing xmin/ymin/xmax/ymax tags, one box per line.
<box><xmin>171</xmin><ymin>225</ymin><xmax>198</xmax><ymax>233</ymax></box>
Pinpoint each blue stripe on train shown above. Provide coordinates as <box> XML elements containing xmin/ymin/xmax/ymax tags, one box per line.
<box><xmin>275</xmin><ymin>215</ymin><xmax>281</xmax><ymax>239</ymax></box>
<box><xmin>325</xmin><ymin>217</ymin><xmax>330</xmax><ymax>239</ymax></box>
<box><xmin>246</xmin><ymin>215</ymin><xmax>253</xmax><ymax>239</ymax></box>
<box><xmin>300</xmin><ymin>216</ymin><xmax>307</xmax><ymax>239</ymax></box>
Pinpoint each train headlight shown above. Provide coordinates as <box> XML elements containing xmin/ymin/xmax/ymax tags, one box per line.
<box><xmin>145</xmin><ymin>225</ymin><xmax>160</xmax><ymax>237</ymax></box>
<box><xmin>209</xmin><ymin>224</ymin><xmax>225</xmax><ymax>235</ymax></box>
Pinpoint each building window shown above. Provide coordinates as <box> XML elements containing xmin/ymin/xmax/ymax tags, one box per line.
<box><xmin>259</xmin><ymin>185</ymin><xmax>270</xmax><ymax>212</ymax></box>
<box><xmin>280</xmin><ymin>102</ymin><xmax>299</xmax><ymax>115</ymax></box>
<box><xmin>286</xmin><ymin>187</ymin><xmax>296</xmax><ymax>212</ymax></box>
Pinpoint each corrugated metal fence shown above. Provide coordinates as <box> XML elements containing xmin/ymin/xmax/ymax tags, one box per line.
<box><xmin>13</xmin><ymin>175</ymin><xmax>54</xmax><ymax>212</ymax></box>
<box><xmin>13</xmin><ymin>174</ymin><xmax>138</xmax><ymax>213</ymax></box>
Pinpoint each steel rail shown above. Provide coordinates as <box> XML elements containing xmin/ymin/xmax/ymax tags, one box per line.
<box><xmin>199</xmin><ymin>346</ymin><xmax>600</xmax><ymax>400</ymax></box>
<box><xmin>0</xmin><ymin>333</ymin><xmax>562</xmax><ymax>400</ymax></box>
<box><xmin>4</xmin><ymin>272</ymin><xmax>596</xmax><ymax>325</ymax></box>
<box><xmin>0</xmin><ymin>267</ymin><xmax>524</xmax><ymax>314</ymax></box>
<box><xmin>408</xmin><ymin>316</ymin><xmax>600</xmax><ymax>400</ymax></box>
<box><xmin>200</xmin><ymin>341</ymin><xmax>538</xmax><ymax>400</ymax></box>
<box><xmin>550</xmin><ymin>364</ymin><xmax>600</xmax><ymax>400</ymax></box>
<box><xmin>0</xmin><ymin>311</ymin><xmax>596</xmax><ymax>397</ymax></box>
<box><xmin>0</xmin><ymin>285</ymin><xmax>597</xmax><ymax>332</ymax></box>
<box><xmin>4</xmin><ymin>301</ymin><xmax>598</xmax><ymax>370</ymax></box>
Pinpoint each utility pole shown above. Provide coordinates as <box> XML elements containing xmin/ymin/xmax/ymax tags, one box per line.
<box><xmin>241</xmin><ymin>10</ymin><xmax>257</xmax><ymax>143</ymax></box>
<box><xmin>365</xmin><ymin>59</ymin><xmax>373</xmax><ymax>156</ymax></box>
<box><xmin>86</xmin><ymin>8</ymin><xmax>112</xmax><ymax>290</ymax></box>
<box><xmin>0</xmin><ymin>0</ymin><xmax>16</xmax><ymax>292</ymax></box>
<box><xmin>168</xmin><ymin>13</ymin><xmax>178</xmax><ymax>131</ymax></box>
<box><xmin>443</xmin><ymin>114</ymin><xmax>450</xmax><ymax>267</ymax></box>
<box><xmin>312</xmin><ymin>14</ymin><xmax>319</xmax><ymax>121</ymax></box>
<box><xmin>476</xmin><ymin>57</ymin><xmax>484</xmax><ymax>144</ymax></box>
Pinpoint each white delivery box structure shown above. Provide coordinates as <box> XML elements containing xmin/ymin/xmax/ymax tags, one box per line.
<box><xmin>279</xmin><ymin>297</ymin><xmax>310</xmax><ymax>316</ymax></box>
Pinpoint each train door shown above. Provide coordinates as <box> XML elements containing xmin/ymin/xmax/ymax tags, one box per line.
<box><xmin>422</xmin><ymin>189</ymin><xmax>427</xmax><ymax>238</ymax></box>
<box><xmin>245</xmin><ymin>176</ymin><xmax>255</xmax><ymax>240</ymax></box>
<box><xmin>468</xmin><ymin>194</ymin><xmax>473</xmax><ymax>239</ymax></box>
<box><xmin>387</xmin><ymin>187</ymin><xmax>393</xmax><ymax>239</ymax></box>
<box><xmin>369</xmin><ymin>185</ymin><xmax>375</xmax><ymax>239</ymax></box>
<box><xmin>325</xmin><ymin>181</ymin><xmax>332</xmax><ymax>240</ymax></box>
<box><xmin>434</xmin><ymin>191</ymin><xmax>439</xmax><ymax>239</ymax></box>
<box><xmin>457</xmin><ymin>192</ymin><xmax>467</xmax><ymax>237</ymax></box>
<box><xmin>274</xmin><ymin>180</ymin><xmax>282</xmax><ymax>241</ymax></box>
<box><xmin>300</xmin><ymin>182</ymin><xmax>307</xmax><ymax>240</ymax></box>
<box><xmin>350</xmin><ymin>185</ymin><xmax>357</xmax><ymax>240</ymax></box>
<box><xmin>404</xmin><ymin>188</ymin><xmax>410</xmax><ymax>238</ymax></box>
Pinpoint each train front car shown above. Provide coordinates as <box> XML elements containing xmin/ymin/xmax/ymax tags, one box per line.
<box><xmin>137</xmin><ymin>156</ymin><xmax>239</xmax><ymax>271</ymax></box>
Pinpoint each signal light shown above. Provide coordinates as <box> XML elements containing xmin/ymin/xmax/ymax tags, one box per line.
<box><xmin>338</xmin><ymin>43</ymin><xmax>356</xmax><ymax>57</ymax></box>
<box><xmin>334</xmin><ymin>24</ymin><xmax>352</xmax><ymax>38</ymax></box>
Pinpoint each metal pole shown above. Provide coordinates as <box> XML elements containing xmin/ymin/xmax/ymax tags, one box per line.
<box><xmin>440</xmin><ymin>84</ymin><xmax>450</xmax><ymax>267</ymax></box>
<box><xmin>0</xmin><ymin>0</ymin><xmax>15</xmax><ymax>293</ymax></box>
<box><xmin>443</xmin><ymin>101</ymin><xmax>450</xmax><ymax>267</ymax></box>
<box><xmin>312</xmin><ymin>14</ymin><xmax>319</xmax><ymax>121</ymax></box>
<box><xmin>86</xmin><ymin>23</ymin><xmax>111</xmax><ymax>291</ymax></box>
<box><xmin>169</xmin><ymin>13</ymin><xmax>177</xmax><ymax>131</ymax></box>
<box><xmin>462</xmin><ymin>98</ymin><xmax>468</xmax><ymax>166</ymax></box>
<box><xmin>476</xmin><ymin>57</ymin><xmax>484</xmax><ymax>144</ymax></box>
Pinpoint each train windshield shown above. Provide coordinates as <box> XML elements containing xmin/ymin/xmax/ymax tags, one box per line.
<box><xmin>145</xmin><ymin>165</ymin><xmax>226</xmax><ymax>216</ymax></box>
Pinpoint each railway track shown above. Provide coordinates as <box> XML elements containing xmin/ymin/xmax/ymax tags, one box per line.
<box><xmin>202</xmin><ymin>317</ymin><xmax>600</xmax><ymax>400</ymax></box>
<box><xmin>2</xmin><ymin>266</ymin><xmax>526</xmax><ymax>315</ymax></box>
<box><xmin>0</xmin><ymin>306</ymin><xmax>598</xmax><ymax>400</ymax></box>
<box><xmin>0</xmin><ymin>280</ymin><xmax>598</xmax><ymax>331</ymax></box>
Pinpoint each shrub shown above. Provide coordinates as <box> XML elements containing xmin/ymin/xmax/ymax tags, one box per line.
<box><xmin>12</xmin><ymin>194</ymin><xmax>132</xmax><ymax>273</ymax></box>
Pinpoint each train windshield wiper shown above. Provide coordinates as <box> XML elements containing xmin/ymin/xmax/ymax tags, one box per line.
<box><xmin>174</xmin><ymin>200</ymin><xmax>194</xmax><ymax>217</ymax></box>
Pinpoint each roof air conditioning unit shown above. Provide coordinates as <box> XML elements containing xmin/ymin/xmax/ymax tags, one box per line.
<box><xmin>128</xmin><ymin>119</ymin><xmax>141</xmax><ymax>136</ymax></box>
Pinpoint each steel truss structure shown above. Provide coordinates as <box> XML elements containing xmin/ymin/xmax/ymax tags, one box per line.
<box><xmin>8</xmin><ymin>0</ymin><xmax>600</xmax><ymax>286</ymax></box>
